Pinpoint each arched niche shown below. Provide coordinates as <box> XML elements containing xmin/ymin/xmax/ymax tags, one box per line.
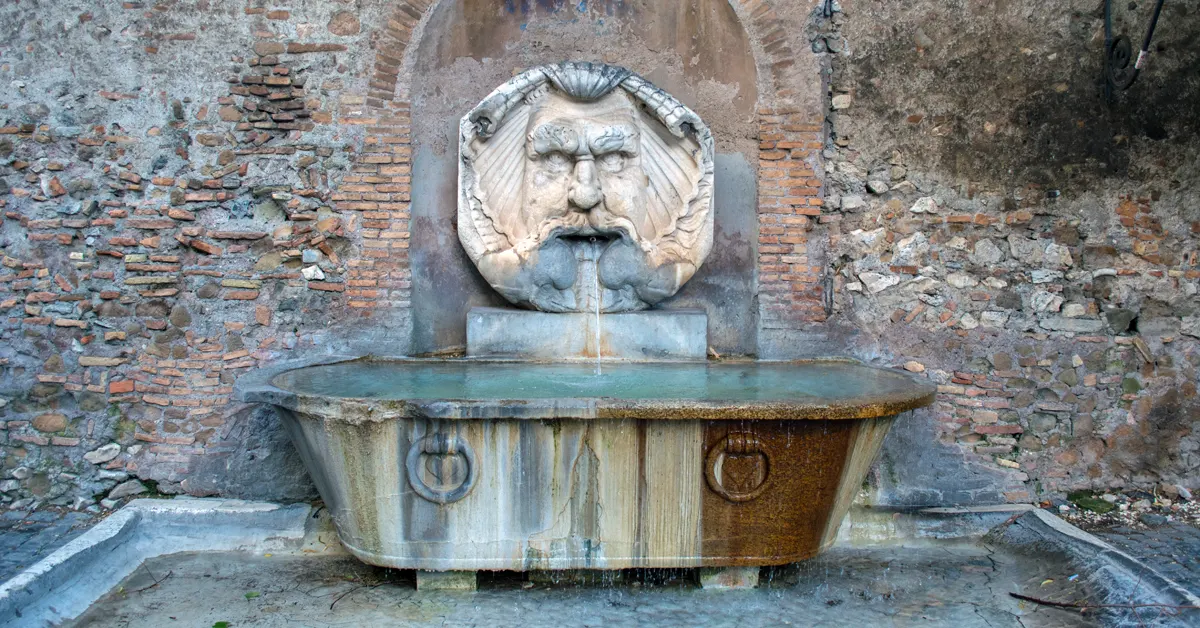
<box><xmin>405</xmin><ymin>0</ymin><xmax>760</xmax><ymax>354</ymax></box>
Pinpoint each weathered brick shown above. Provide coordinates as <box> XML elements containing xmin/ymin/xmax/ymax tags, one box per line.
<box><xmin>308</xmin><ymin>281</ymin><xmax>345</xmax><ymax>292</ymax></box>
<box><xmin>127</xmin><ymin>218</ymin><xmax>176</xmax><ymax>230</ymax></box>
<box><xmin>253</xmin><ymin>41</ymin><xmax>286</xmax><ymax>56</ymax></box>
<box><xmin>287</xmin><ymin>42</ymin><xmax>347</xmax><ymax>53</ymax></box>
<box><xmin>974</xmin><ymin>424</ymin><xmax>1024</xmax><ymax>435</ymax></box>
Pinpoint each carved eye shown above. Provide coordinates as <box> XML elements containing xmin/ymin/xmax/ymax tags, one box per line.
<box><xmin>596</xmin><ymin>152</ymin><xmax>626</xmax><ymax>173</ymax></box>
<box><xmin>541</xmin><ymin>151</ymin><xmax>572</xmax><ymax>173</ymax></box>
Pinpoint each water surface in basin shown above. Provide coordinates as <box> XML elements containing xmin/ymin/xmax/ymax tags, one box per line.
<box><xmin>271</xmin><ymin>359</ymin><xmax>928</xmax><ymax>405</ymax></box>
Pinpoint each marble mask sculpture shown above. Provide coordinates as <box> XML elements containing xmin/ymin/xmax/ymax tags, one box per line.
<box><xmin>458</xmin><ymin>62</ymin><xmax>715</xmax><ymax>312</ymax></box>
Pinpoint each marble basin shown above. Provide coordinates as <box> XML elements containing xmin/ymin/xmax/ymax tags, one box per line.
<box><xmin>237</xmin><ymin>358</ymin><xmax>934</xmax><ymax>571</ymax></box>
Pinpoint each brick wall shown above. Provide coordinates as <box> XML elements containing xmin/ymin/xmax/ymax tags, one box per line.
<box><xmin>0</xmin><ymin>1</ymin><xmax>393</xmax><ymax>505</ymax></box>
<box><xmin>756</xmin><ymin>108</ymin><xmax>826</xmax><ymax>328</ymax></box>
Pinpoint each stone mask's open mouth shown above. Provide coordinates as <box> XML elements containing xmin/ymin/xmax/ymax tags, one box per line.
<box><xmin>558</xmin><ymin>232</ymin><xmax>621</xmax><ymax>245</ymax></box>
<box><xmin>554</xmin><ymin>227</ymin><xmax>625</xmax><ymax>247</ymax></box>
<box><xmin>554</xmin><ymin>230</ymin><xmax>624</xmax><ymax>265</ymax></box>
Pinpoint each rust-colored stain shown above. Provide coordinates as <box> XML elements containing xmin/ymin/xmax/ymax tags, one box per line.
<box><xmin>700</xmin><ymin>420</ymin><xmax>853</xmax><ymax>566</ymax></box>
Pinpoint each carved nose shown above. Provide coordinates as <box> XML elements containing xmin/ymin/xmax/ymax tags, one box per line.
<box><xmin>569</xmin><ymin>159</ymin><xmax>602</xmax><ymax>210</ymax></box>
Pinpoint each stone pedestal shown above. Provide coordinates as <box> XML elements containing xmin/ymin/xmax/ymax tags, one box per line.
<box><xmin>416</xmin><ymin>570</ymin><xmax>477</xmax><ymax>591</ymax></box>
<box><xmin>466</xmin><ymin>307</ymin><xmax>707</xmax><ymax>361</ymax></box>
<box><xmin>698</xmin><ymin>566</ymin><xmax>760</xmax><ymax>589</ymax></box>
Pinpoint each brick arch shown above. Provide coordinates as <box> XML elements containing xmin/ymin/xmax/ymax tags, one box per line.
<box><xmin>363</xmin><ymin>0</ymin><xmax>800</xmax><ymax>115</ymax></box>
<box><xmin>338</xmin><ymin>0</ymin><xmax>825</xmax><ymax>332</ymax></box>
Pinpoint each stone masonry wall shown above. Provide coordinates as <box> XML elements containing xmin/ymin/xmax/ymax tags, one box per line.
<box><xmin>0</xmin><ymin>0</ymin><xmax>401</xmax><ymax>506</ymax></box>
<box><xmin>0</xmin><ymin>0</ymin><xmax>1195</xmax><ymax>512</ymax></box>
<box><xmin>820</xmin><ymin>0</ymin><xmax>1200</xmax><ymax>504</ymax></box>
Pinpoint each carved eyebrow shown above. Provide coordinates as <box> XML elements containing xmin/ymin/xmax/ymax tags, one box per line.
<box><xmin>589</xmin><ymin>126</ymin><xmax>638</xmax><ymax>155</ymax></box>
<box><xmin>528</xmin><ymin>124</ymin><xmax>580</xmax><ymax>155</ymax></box>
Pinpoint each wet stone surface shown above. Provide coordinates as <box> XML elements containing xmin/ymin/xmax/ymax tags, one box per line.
<box><xmin>71</xmin><ymin>543</ymin><xmax>1096</xmax><ymax>627</ymax></box>
<box><xmin>0</xmin><ymin>509</ymin><xmax>95</xmax><ymax>585</ymax></box>
<box><xmin>1096</xmin><ymin>523</ymin><xmax>1200</xmax><ymax>597</ymax></box>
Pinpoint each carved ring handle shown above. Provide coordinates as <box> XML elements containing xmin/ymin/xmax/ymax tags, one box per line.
<box><xmin>704</xmin><ymin>433</ymin><xmax>771</xmax><ymax>503</ymax></box>
<box><xmin>405</xmin><ymin>433</ymin><xmax>478</xmax><ymax>505</ymax></box>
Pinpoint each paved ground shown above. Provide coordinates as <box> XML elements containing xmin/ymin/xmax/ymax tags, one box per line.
<box><xmin>0</xmin><ymin>509</ymin><xmax>95</xmax><ymax>585</ymax></box>
<box><xmin>69</xmin><ymin>542</ymin><xmax>1100</xmax><ymax>628</ymax></box>
<box><xmin>1096</xmin><ymin>523</ymin><xmax>1200</xmax><ymax>597</ymax></box>
<box><xmin>6</xmin><ymin>508</ymin><xmax>1198</xmax><ymax>626</ymax></box>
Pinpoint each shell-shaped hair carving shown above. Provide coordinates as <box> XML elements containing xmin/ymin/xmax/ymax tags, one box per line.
<box><xmin>542</xmin><ymin>62</ymin><xmax>634</xmax><ymax>102</ymax></box>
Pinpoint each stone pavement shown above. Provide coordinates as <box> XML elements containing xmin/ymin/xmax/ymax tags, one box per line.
<box><xmin>0</xmin><ymin>509</ymin><xmax>96</xmax><ymax>585</ymax></box>
<box><xmin>5</xmin><ymin>505</ymin><xmax>1199</xmax><ymax>627</ymax></box>
<box><xmin>70</xmin><ymin>543</ymin><xmax>1098</xmax><ymax>628</ymax></box>
<box><xmin>1096</xmin><ymin>523</ymin><xmax>1200</xmax><ymax>597</ymax></box>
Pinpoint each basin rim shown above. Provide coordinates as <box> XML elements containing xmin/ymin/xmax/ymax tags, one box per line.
<box><xmin>236</xmin><ymin>355</ymin><xmax>936</xmax><ymax>422</ymax></box>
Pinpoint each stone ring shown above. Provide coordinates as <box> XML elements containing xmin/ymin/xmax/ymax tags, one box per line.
<box><xmin>405</xmin><ymin>433</ymin><xmax>478</xmax><ymax>504</ymax></box>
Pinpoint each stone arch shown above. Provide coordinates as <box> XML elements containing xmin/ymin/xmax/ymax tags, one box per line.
<box><xmin>360</xmin><ymin>0</ymin><xmax>806</xmax><ymax>116</ymax></box>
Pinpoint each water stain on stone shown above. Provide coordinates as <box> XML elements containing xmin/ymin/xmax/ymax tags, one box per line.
<box><xmin>842</xmin><ymin>3</ymin><xmax>1200</xmax><ymax>193</ymax></box>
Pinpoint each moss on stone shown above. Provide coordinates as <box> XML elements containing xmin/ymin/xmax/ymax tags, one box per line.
<box><xmin>1067</xmin><ymin>490</ymin><xmax>1115</xmax><ymax>514</ymax></box>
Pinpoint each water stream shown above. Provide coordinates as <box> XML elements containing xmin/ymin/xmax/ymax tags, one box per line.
<box><xmin>592</xmin><ymin>238</ymin><xmax>602</xmax><ymax>376</ymax></box>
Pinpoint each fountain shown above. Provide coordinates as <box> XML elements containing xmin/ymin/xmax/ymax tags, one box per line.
<box><xmin>237</xmin><ymin>63</ymin><xmax>935</xmax><ymax>577</ymax></box>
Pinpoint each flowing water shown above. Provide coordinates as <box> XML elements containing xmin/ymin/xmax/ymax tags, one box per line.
<box><xmin>592</xmin><ymin>245</ymin><xmax>602</xmax><ymax>376</ymax></box>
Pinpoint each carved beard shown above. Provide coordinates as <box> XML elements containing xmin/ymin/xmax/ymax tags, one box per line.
<box><xmin>511</xmin><ymin>201</ymin><xmax>652</xmax><ymax>314</ymax></box>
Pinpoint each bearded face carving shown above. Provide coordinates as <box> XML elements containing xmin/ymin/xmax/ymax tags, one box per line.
<box><xmin>458</xmin><ymin>62</ymin><xmax>714</xmax><ymax>313</ymax></box>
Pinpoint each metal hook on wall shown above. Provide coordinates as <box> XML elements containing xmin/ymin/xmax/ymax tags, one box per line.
<box><xmin>1106</xmin><ymin>0</ymin><xmax>1167</xmax><ymax>93</ymax></box>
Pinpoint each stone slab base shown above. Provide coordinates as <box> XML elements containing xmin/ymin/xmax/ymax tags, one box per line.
<box><xmin>0</xmin><ymin>498</ymin><xmax>312</xmax><ymax>628</ymax></box>
<box><xmin>838</xmin><ymin>504</ymin><xmax>1036</xmax><ymax>545</ymax></box>
<box><xmin>698</xmin><ymin>566</ymin><xmax>760</xmax><ymax>589</ymax></box>
<box><xmin>11</xmin><ymin>497</ymin><xmax>1196</xmax><ymax>626</ymax></box>
<box><xmin>416</xmin><ymin>570</ymin><xmax>477</xmax><ymax>591</ymax></box>
<box><xmin>466</xmin><ymin>306</ymin><xmax>707</xmax><ymax>361</ymax></box>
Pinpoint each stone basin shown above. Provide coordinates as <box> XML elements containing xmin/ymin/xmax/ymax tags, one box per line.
<box><xmin>237</xmin><ymin>358</ymin><xmax>934</xmax><ymax>571</ymax></box>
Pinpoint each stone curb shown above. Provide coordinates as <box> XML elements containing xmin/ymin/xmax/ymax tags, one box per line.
<box><xmin>836</xmin><ymin>503</ymin><xmax>1036</xmax><ymax>545</ymax></box>
<box><xmin>988</xmin><ymin>508</ymin><xmax>1200</xmax><ymax>613</ymax></box>
<box><xmin>0</xmin><ymin>498</ymin><xmax>312</xmax><ymax>628</ymax></box>
<box><xmin>844</xmin><ymin>504</ymin><xmax>1200</xmax><ymax>620</ymax></box>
